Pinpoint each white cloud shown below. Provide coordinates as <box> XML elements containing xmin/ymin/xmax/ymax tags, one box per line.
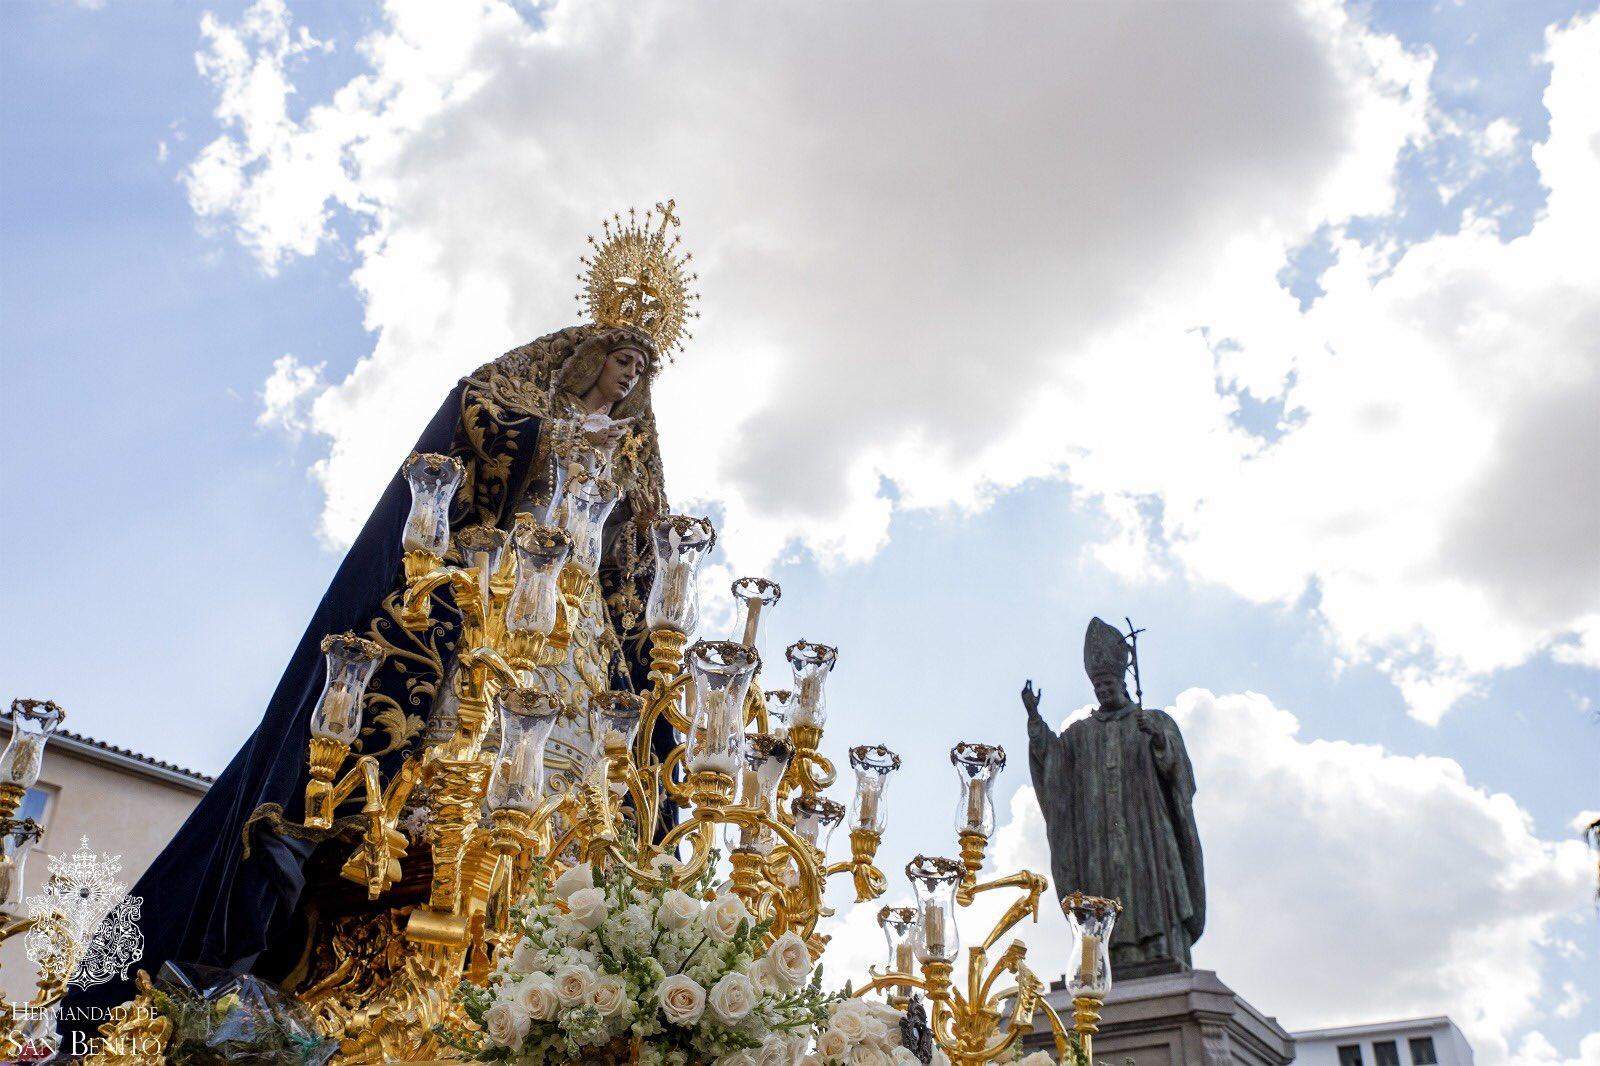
<box><xmin>1508</xmin><ymin>1032</ymin><xmax>1600</xmax><ymax>1066</ymax></box>
<box><xmin>256</xmin><ymin>353</ymin><xmax>327</xmax><ymax>437</ymax></box>
<box><xmin>1484</xmin><ymin>116</ymin><xmax>1520</xmax><ymax>154</ymax></box>
<box><xmin>183</xmin><ymin>0</ymin><xmax>1598</xmax><ymax>720</ymax></box>
<box><xmin>820</xmin><ymin>689</ymin><xmax>1596</xmax><ymax>1066</ymax></box>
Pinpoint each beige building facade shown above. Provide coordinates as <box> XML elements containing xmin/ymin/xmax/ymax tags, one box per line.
<box><xmin>0</xmin><ymin>724</ymin><xmax>210</xmax><ymax>1001</ymax></box>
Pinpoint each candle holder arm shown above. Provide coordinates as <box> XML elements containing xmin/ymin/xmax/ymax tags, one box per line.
<box><xmin>963</xmin><ymin>870</ymin><xmax>1048</xmax><ymax>953</ymax></box>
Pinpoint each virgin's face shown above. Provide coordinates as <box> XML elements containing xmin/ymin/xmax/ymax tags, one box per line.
<box><xmin>594</xmin><ymin>345</ymin><xmax>647</xmax><ymax>406</ymax></box>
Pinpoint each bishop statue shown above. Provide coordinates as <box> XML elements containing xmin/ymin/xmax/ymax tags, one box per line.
<box><xmin>1024</xmin><ymin>617</ymin><xmax>1206</xmax><ymax>975</ymax></box>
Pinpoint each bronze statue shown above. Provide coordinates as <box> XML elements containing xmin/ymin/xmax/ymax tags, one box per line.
<box><xmin>1023</xmin><ymin>617</ymin><xmax>1205</xmax><ymax>975</ymax></box>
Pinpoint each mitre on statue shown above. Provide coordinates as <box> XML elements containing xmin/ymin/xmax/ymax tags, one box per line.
<box><xmin>1083</xmin><ymin>616</ymin><xmax>1131</xmax><ymax>681</ymax></box>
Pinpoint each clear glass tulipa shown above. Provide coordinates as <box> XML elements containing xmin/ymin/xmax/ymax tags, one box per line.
<box><xmin>785</xmin><ymin>641</ymin><xmax>838</xmax><ymax>731</ymax></box>
<box><xmin>725</xmin><ymin>733</ymin><xmax>793</xmax><ymax>853</ymax></box>
<box><xmin>487</xmin><ymin>689</ymin><xmax>563</xmax><ymax>813</ymax></box>
<box><xmin>309</xmin><ymin>635</ymin><xmax>384</xmax><ymax>746</ymax></box>
<box><xmin>1063</xmin><ymin>892</ymin><xmax>1122</xmax><ymax>998</ymax></box>
<box><xmin>906</xmin><ymin>855</ymin><xmax>964</xmax><ymax>964</ymax></box>
<box><xmin>645</xmin><ymin>516</ymin><xmax>716</xmax><ymax>635</ymax></box>
<box><xmin>848</xmin><ymin>744</ymin><xmax>901</xmax><ymax>833</ymax></box>
<box><xmin>506</xmin><ymin>520</ymin><xmax>572</xmax><ymax>637</ymax></box>
<box><xmin>729</xmin><ymin>577</ymin><xmax>781</xmax><ymax>649</ymax></box>
<box><xmin>1</xmin><ymin>698</ymin><xmax>64</xmax><ymax>790</ymax></box>
<box><xmin>951</xmin><ymin>742</ymin><xmax>1007</xmax><ymax>836</ymax></box>
<box><xmin>557</xmin><ymin>471</ymin><xmax>623</xmax><ymax>573</ymax></box>
<box><xmin>683</xmin><ymin>641</ymin><xmax>760</xmax><ymax>777</ymax></box>
<box><xmin>878</xmin><ymin>905</ymin><xmax>919</xmax><ymax>977</ymax></box>
<box><xmin>401</xmin><ymin>452</ymin><xmax>465</xmax><ymax>557</ymax></box>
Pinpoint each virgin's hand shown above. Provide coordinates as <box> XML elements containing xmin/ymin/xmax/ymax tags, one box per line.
<box><xmin>1021</xmin><ymin>680</ymin><xmax>1044</xmax><ymax>717</ymax></box>
<box><xmin>584</xmin><ymin>422</ymin><xmax>631</xmax><ymax>450</ymax></box>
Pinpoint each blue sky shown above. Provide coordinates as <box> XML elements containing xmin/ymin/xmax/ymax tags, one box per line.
<box><xmin>2</xmin><ymin>1</ymin><xmax>1597</xmax><ymax>1061</ymax></box>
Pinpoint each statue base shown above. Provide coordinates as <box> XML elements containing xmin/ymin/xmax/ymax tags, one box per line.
<box><xmin>1027</xmin><ymin>969</ymin><xmax>1294</xmax><ymax>1066</ymax></box>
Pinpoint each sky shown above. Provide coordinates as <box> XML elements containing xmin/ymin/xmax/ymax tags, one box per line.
<box><xmin>1</xmin><ymin>0</ymin><xmax>1597</xmax><ymax>1062</ymax></box>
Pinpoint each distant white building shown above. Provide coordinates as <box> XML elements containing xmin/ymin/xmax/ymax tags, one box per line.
<box><xmin>1292</xmin><ymin>1016</ymin><xmax>1473</xmax><ymax>1066</ymax></box>
<box><xmin>0</xmin><ymin>722</ymin><xmax>211</xmax><ymax>991</ymax></box>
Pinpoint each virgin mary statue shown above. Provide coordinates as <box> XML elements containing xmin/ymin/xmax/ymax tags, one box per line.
<box><xmin>69</xmin><ymin>204</ymin><xmax>696</xmax><ymax>1024</ymax></box>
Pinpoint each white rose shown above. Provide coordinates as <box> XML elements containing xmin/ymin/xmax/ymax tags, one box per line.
<box><xmin>566</xmin><ymin>886</ymin><xmax>608</xmax><ymax>930</ymax></box>
<box><xmin>816</xmin><ymin>1028</ymin><xmax>850</xmax><ymax>1060</ymax></box>
<box><xmin>767</xmin><ymin>932</ymin><xmax>812</xmax><ymax>990</ymax></box>
<box><xmin>719</xmin><ymin>1053</ymin><xmax>760</xmax><ymax>1066</ymax></box>
<box><xmin>707</xmin><ymin>972</ymin><xmax>757</xmax><ymax>1025</ymax></box>
<box><xmin>704</xmin><ymin>893</ymin><xmax>754</xmax><ymax>943</ymax></box>
<box><xmin>851</xmin><ymin>1047</ymin><xmax>890</xmax><ymax>1066</ymax></box>
<box><xmin>1017</xmin><ymin>1055</ymin><xmax>1055</xmax><ymax>1066</ymax></box>
<box><xmin>890</xmin><ymin>1050</ymin><xmax>919</xmax><ymax>1065</ymax></box>
<box><xmin>747</xmin><ymin>955</ymin><xmax>781</xmax><ymax>995</ymax></box>
<box><xmin>758</xmin><ymin>1033</ymin><xmax>802</xmax><ymax>1066</ymax></box>
<box><xmin>514</xmin><ymin>974</ymin><xmax>559</xmax><ymax>1021</ymax></box>
<box><xmin>553</xmin><ymin>861</ymin><xmax>595</xmax><ymax>901</ymax></box>
<box><xmin>658</xmin><ymin>973</ymin><xmax>706</xmax><ymax>1025</ymax></box>
<box><xmin>591</xmin><ymin>974</ymin><xmax>627</xmax><ymax>1018</ymax></box>
<box><xmin>483</xmin><ymin>1000</ymin><xmax>531</xmax><ymax>1048</ymax></box>
<box><xmin>829</xmin><ymin>1003</ymin><xmax>868</xmax><ymax>1043</ymax></box>
<box><xmin>553</xmin><ymin>963</ymin><xmax>596</xmax><ymax>1007</ymax></box>
<box><xmin>659</xmin><ymin>889</ymin><xmax>701</xmax><ymax>931</ymax></box>
<box><xmin>508</xmin><ymin>939</ymin><xmax>541</xmax><ymax>975</ymax></box>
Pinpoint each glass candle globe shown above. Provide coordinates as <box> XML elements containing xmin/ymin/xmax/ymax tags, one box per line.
<box><xmin>308</xmin><ymin>634</ymin><xmax>384</xmax><ymax>746</ymax></box>
<box><xmin>683</xmin><ymin>640</ymin><xmax>760</xmax><ymax>777</ymax></box>
<box><xmin>0</xmin><ymin>826</ymin><xmax>37</xmax><ymax>916</ymax></box>
<box><xmin>545</xmin><ymin>440</ymin><xmax>606</xmax><ymax>524</ymax></box>
<box><xmin>506</xmin><ymin>520</ymin><xmax>572</xmax><ymax>636</ymax></box>
<box><xmin>401</xmin><ymin>452</ymin><xmax>464</xmax><ymax>557</ymax></box>
<box><xmin>951</xmin><ymin>742</ymin><xmax>1007</xmax><ymax>836</ymax></box>
<box><xmin>1</xmin><ymin>698</ymin><xmax>64</xmax><ymax>790</ymax></box>
<box><xmin>785</xmin><ymin>641</ymin><xmax>838</xmax><ymax>731</ymax></box>
<box><xmin>1063</xmin><ymin>892</ymin><xmax>1122</xmax><ymax>998</ymax></box>
<box><xmin>729</xmin><ymin>577</ymin><xmax>781</xmax><ymax>649</ymax></box>
<box><xmin>487</xmin><ymin>689</ymin><xmax>563</xmax><ymax>813</ymax></box>
<box><xmin>848</xmin><ymin>744</ymin><xmax>901</xmax><ymax>833</ymax></box>
<box><xmin>645</xmin><ymin>516</ymin><xmax>716</xmax><ymax>634</ymax></box>
<box><xmin>763</xmin><ymin>689</ymin><xmax>795</xmax><ymax>740</ymax></box>
<box><xmin>878</xmin><ymin>905</ymin><xmax>919</xmax><ymax>976</ymax></box>
<box><xmin>906</xmin><ymin>855</ymin><xmax>964</xmax><ymax>964</ymax></box>
<box><xmin>791</xmin><ymin>795</ymin><xmax>846</xmax><ymax>854</ymax></box>
<box><xmin>725</xmin><ymin>733</ymin><xmax>793</xmax><ymax>853</ymax></box>
<box><xmin>558</xmin><ymin>471</ymin><xmax>623</xmax><ymax>573</ymax></box>
<box><xmin>594</xmin><ymin>691</ymin><xmax>643</xmax><ymax>758</ymax></box>
<box><xmin>454</xmin><ymin>524</ymin><xmax>508</xmax><ymax>612</ymax></box>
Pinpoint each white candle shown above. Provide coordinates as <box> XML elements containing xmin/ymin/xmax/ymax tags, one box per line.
<box><xmin>965</xmin><ymin>778</ymin><xmax>986</xmax><ymax>829</ymax></box>
<box><xmin>739</xmin><ymin>598</ymin><xmax>762</xmax><ymax>648</ymax></box>
<box><xmin>895</xmin><ymin>940</ymin><xmax>914</xmax><ymax>974</ymax></box>
<box><xmin>922</xmin><ymin>904</ymin><xmax>946</xmax><ymax>958</ymax></box>
<box><xmin>1079</xmin><ymin>932</ymin><xmax>1099</xmax><ymax>984</ymax></box>
<box><xmin>858</xmin><ymin>788</ymin><xmax>880</xmax><ymax>829</ymax></box>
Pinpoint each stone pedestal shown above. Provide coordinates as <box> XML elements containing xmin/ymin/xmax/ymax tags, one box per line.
<box><xmin>1024</xmin><ymin>969</ymin><xmax>1295</xmax><ymax>1066</ymax></box>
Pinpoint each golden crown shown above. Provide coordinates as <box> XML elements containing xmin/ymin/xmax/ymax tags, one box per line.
<box><xmin>576</xmin><ymin>199</ymin><xmax>700</xmax><ymax>359</ymax></box>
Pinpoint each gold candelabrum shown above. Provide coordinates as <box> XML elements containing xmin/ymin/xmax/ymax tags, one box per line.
<box><xmin>847</xmin><ymin>739</ymin><xmax>1126</xmax><ymax>1065</ymax></box>
<box><xmin>85</xmin><ymin>447</ymin><xmax>1112</xmax><ymax>1066</ymax></box>
<box><xmin>0</xmin><ymin>698</ymin><xmax>75</xmax><ymax>1050</ymax></box>
<box><xmin>104</xmin><ymin>450</ymin><xmax>909</xmax><ymax>1062</ymax></box>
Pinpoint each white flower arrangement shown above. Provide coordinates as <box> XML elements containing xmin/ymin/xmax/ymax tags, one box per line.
<box><xmin>448</xmin><ymin>856</ymin><xmax>837</xmax><ymax>1065</ymax></box>
<box><xmin>803</xmin><ymin>997</ymin><xmax>937</xmax><ymax>1065</ymax></box>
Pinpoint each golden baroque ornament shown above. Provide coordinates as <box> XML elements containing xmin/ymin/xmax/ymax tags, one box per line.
<box><xmin>577</xmin><ymin>199</ymin><xmax>700</xmax><ymax>358</ymax></box>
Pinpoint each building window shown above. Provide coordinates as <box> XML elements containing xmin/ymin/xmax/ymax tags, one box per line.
<box><xmin>1409</xmin><ymin>1037</ymin><xmax>1438</xmax><ymax>1065</ymax></box>
<box><xmin>1374</xmin><ymin>1040</ymin><xmax>1400</xmax><ymax>1066</ymax></box>
<box><xmin>16</xmin><ymin>786</ymin><xmax>54</xmax><ymax>843</ymax></box>
<box><xmin>1338</xmin><ymin>1045</ymin><xmax>1364</xmax><ymax>1066</ymax></box>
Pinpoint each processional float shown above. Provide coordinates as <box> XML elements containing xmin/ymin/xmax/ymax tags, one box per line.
<box><xmin>2</xmin><ymin>202</ymin><xmax>1123</xmax><ymax>1065</ymax></box>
